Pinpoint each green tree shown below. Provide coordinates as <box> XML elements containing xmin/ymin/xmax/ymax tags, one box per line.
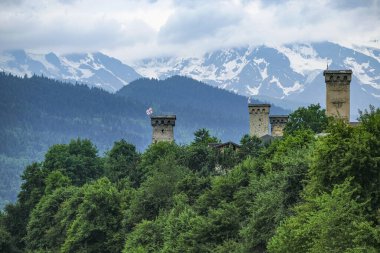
<box><xmin>240</xmin><ymin>171</ymin><xmax>287</xmax><ymax>252</ymax></box>
<box><xmin>214</xmin><ymin>146</ymin><xmax>240</xmax><ymax>173</ymax></box>
<box><xmin>161</xmin><ymin>194</ymin><xmax>210</xmax><ymax>253</ymax></box>
<box><xmin>43</xmin><ymin>139</ymin><xmax>102</xmax><ymax>186</ymax></box>
<box><xmin>183</xmin><ymin>145</ymin><xmax>216</xmax><ymax>174</ymax></box>
<box><xmin>238</xmin><ymin>130</ymin><xmax>314</xmax><ymax>252</ymax></box>
<box><xmin>238</xmin><ymin>134</ymin><xmax>262</xmax><ymax>160</ymax></box>
<box><xmin>26</xmin><ymin>186</ymin><xmax>77</xmax><ymax>252</ymax></box>
<box><xmin>192</xmin><ymin>128</ymin><xmax>220</xmax><ymax>146</ymax></box>
<box><xmin>138</xmin><ymin>141</ymin><xmax>183</xmax><ymax>180</ymax></box>
<box><xmin>204</xmin><ymin>202</ymin><xmax>241</xmax><ymax>248</ymax></box>
<box><xmin>268</xmin><ymin>180</ymin><xmax>380</xmax><ymax>253</ymax></box>
<box><xmin>0</xmin><ymin>211</ymin><xmax>17</xmax><ymax>253</ymax></box>
<box><xmin>17</xmin><ymin>163</ymin><xmax>47</xmax><ymax>214</ymax></box>
<box><xmin>123</xmin><ymin>219</ymin><xmax>164</xmax><ymax>253</ymax></box>
<box><xmin>308</xmin><ymin>111</ymin><xmax>380</xmax><ymax>215</ymax></box>
<box><xmin>175</xmin><ymin>173</ymin><xmax>210</xmax><ymax>205</ymax></box>
<box><xmin>44</xmin><ymin>170</ymin><xmax>72</xmax><ymax>195</ymax></box>
<box><xmin>62</xmin><ymin>178</ymin><xmax>124</xmax><ymax>253</ymax></box>
<box><xmin>264</xmin><ymin>130</ymin><xmax>314</xmax><ymax>205</ymax></box>
<box><xmin>162</xmin><ymin>200</ymin><xmax>241</xmax><ymax>252</ymax></box>
<box><xmin>127</xmin><ymin>159</ymin><xmax>187</xmax><ymax>226</ymax></box>
<box><xmin>213</xmin><ymin>240</ymin><xmax>243</xmax><ymax>253</ymax></box>
<box><xmin>2</xmin><ymin>163</ymin><xmax>46</xmax><ymax>251</ymax></box>
<box><xmin>284</xmin><ymin>104</ymin><xmax>328</xmax><ymax>135</ymax></box>
<box><xmin>54</xmin><ymin>185</ymin><xmax>85</xmax><ymax>249</ymax></box>
<box><xmin>104</xmin><ymin>139</ymin><xmax>140</xmax><ymax>185</ymax></box>
<box><xmin>195</xmin><ymin>162</ymin><xmax>250</xmax><ymax>214</ymax></box>
<box><xmin>182</xmin><ymin>129</ymin><xmax>220</xmax><ymax>174</ymax></box>
<box><xmin>161</xmin><ymin>194</ymin><xmax>201</xmax><ymax>253</ymax></box>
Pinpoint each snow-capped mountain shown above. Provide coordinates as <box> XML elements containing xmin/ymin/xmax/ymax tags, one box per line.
<box><xmin>0</xmin><ymin>50</ymin><xmax>141</xmax><ymax>92</ymax></box>
<box><xmin>1</xmin><ymin>42</ymin><xmax>379</xmax><ymax>119</ymax></box>
<box><xmin>135</xmin><ymin>42</ymin><xmax>380</xmax><ymax>117</ymax></box>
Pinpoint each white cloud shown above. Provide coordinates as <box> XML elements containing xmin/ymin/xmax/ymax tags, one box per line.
<box><xmin>0</xmin><ymin>0</ymin><xmax>379</xmax><ymax>62</ymax></box>
<box><xmin>158</xmin><ymin>2</ymin><xmax>242</xmax><ymax>44</ymax></box>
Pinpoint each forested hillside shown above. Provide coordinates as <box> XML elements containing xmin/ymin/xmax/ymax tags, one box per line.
<box><xmin>1</xmin><ymin>105</ymin><xmax>379</xmax><ymax>252</ymax></box>
<box><xmin>0</xmin><ymin>73</ymin><xmax>287</xmax><ymax>209</ymax></box>
<box><xmin>117</xmin><ymin>75</ymin><xmax>287</xmax><ymax>142</ymax></box>
<box><xmin>0</xmin><ymin>73</ymin><xmax>148</xmax><ymax>209</ymax></box>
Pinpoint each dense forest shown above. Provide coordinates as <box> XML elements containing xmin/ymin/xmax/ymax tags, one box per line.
<box><xmin>0</xmin><ymin>72</ymin><xmax>146</xmax><ymax>209</ymax></box>
<box><xmin>117</xmin><ymin>75</ymin><xmax>288</xmax><ymax>142</ymax></box>
<box><xmin>1</xmin><ymin>103</ymin><xmax>379</xmax><ymax>252</ymax></box>
<box><xmin>0</xmin><ymin>73</ymin><xmax>287</xmax><ymax>209</ymax></box>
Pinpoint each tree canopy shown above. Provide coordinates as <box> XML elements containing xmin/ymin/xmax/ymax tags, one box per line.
<box><xmin>284</xmin><ymin>103</ymin><xmax>328</xmax><ymax>134</ymax></box>
<box><xmin>1</xmin><ymin>105</ymin><xmax>380</xmax><ymax>253</ymax></box>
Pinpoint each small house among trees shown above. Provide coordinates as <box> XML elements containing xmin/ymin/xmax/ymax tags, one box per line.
<box><xmin>208</xmin><ymin>141</ymin><xmax>241</xmax><ymax>151</ymax></box>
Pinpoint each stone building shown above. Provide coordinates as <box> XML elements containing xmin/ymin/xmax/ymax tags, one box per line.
<box><xmin>323</xmin><ymin>70</ymin><xmax>352</xmax><ymax>121</ymax></box>
<box><xmin>269</xmin><ymin>115</ymin><xmax>289</xmax><ymax>137</ymax></box>
<box><xmin>248</xmin><ymin>104</ymin><xmax>271</xmax><ymax>137</ymax></box>
<box><xmin>151</xmin><ymin>115</ymin><xmax>176</xmax><ymax>143</ymax></box>
<box><xmin>208</xmin><ymin>141</ymin><xmax>241</xmax><ymax>152</ymax></box>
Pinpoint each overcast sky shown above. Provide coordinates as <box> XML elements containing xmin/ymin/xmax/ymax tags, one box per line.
<box><xmin>0</xmin><ymin>0</ymin><xmax>379</xmax><ymax>62</ymax></box>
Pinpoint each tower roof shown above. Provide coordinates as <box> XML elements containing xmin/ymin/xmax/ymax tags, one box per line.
<box><xmin>270</xmin><ymin>115</ymin><xmax>289</xmax><ymax>124</ymax></box>
<box><xmin>248</xmin><ymin>103</ymin><xmax>271</xmax><ymax>107</ymax></box>
<box><xmin>151</xmin><ymin>115</ymin><xmax>176</xmax><ymax>126</ymax></box>
<box><xmin>269</xmin><ymin>115</ymin><xmax>289</xmax><ymax>118</ymax></box>
<box><xmin>323</xmin><ymin>70</ymin><xmax>352</xmax><ymax>76</ymax></box>
<box><xmin>150</xmin><ymin>115</ymin><xmax>176</xmax><ymax>120</ymax></box>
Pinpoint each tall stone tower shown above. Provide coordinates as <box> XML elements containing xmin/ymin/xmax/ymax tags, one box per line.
<box><xmin>323</xmin><ymin>70</ymin><xmax>352</xmax><ymax>121</ymax></box>
<box><xmin>248</xmin><ymin>104</ymin><xmax>271</xmax><ymax>137</ymax></box>
<box><xmin>151</xmin><ymin>115</ymin><xmax>176</xmax><ymax>143</ymax></box>
<box><xmin>269</xmin><ymin>115</ymin><xmax>288</xmax><ymax>137</ymax></box>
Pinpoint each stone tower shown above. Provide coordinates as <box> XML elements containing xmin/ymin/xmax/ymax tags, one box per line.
<box><xmin>269</xmin><ymin>115</ymin><xmax>288</xmax><ymax>137</ymax></box>
<box><xmin>248</xmin><ymin>104</ymin><xmax>271</xmax><ymax>137</ymax></box>
<box><xmin>323</xmin><ymin>70</ymin><xmax>352</xmax><ymax>121</ymax></box>
<box><xmin>151</xmin><ymin>115</ymin><xmax>176</xmax><ymax>143</ymax></box>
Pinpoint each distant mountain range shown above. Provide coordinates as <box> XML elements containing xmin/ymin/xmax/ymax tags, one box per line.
<box><xmin>1</xmin><ymin>42</ymin><xmax>379</xmax><ymax>119</ymax></box>
<box><xmin>136</xmin><ymin>42</ymin><xmax>380</xmax><ymax>119</ymax></box>
<box><xmin>0</xmin><ymin>74</ymin><xmax>287</xmax><ymax>208</ymax></box>
<box><xmin>0</xmin><ymin>50</ymin><xmax>141</xmax><ymax>92</ymax></box>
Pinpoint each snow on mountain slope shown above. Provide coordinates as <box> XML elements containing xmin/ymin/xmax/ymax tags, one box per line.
<box><xmin>0</xmin><ymin>42</ymin><xmax>379</xmax><ymax>117</ymax></box>
<box><xmin>0</xmin><ymin>50</ymin><xmax>141</xmax><ymax>92</ymax></box>
<box><xmin>274</xmin><ymin>44</ymin><xmax>330</xmax><ymax>75</ymax></box>
<box><xmin>136</xmin><ymin>45</ymin><xmax>306</xmax><ymax>98</ymax></box>
<box><xmin>134</xmin><ymin>42</ymin><xmax>380</xmax><ymax>115</ymax></box>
